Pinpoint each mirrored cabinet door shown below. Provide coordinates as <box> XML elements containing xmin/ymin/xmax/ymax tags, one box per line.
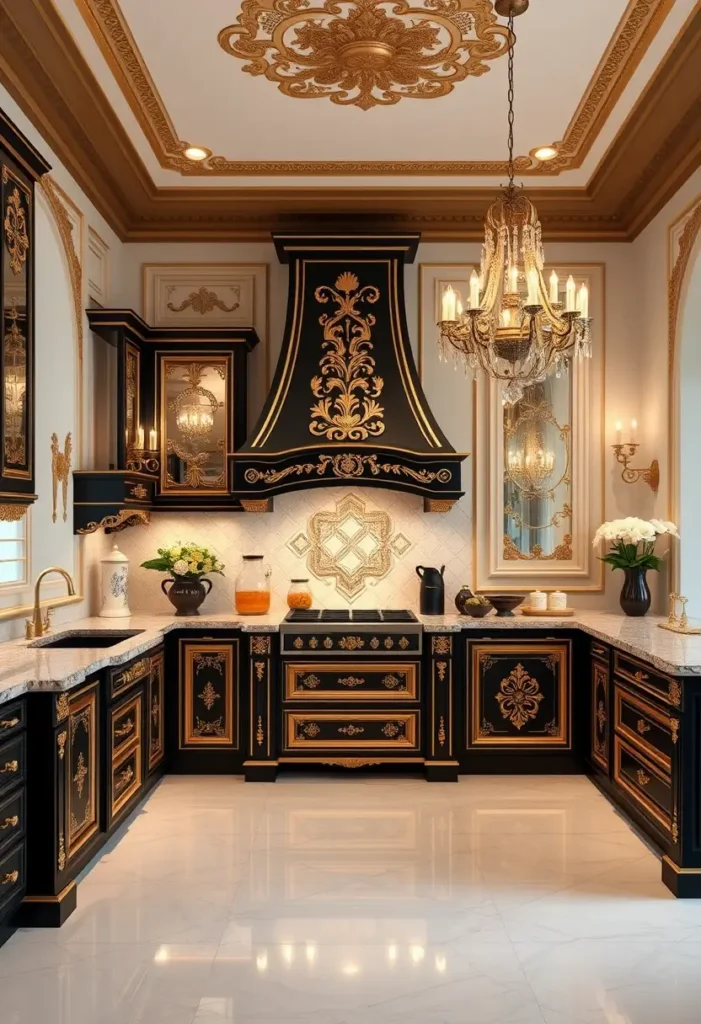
<box><xmin>159</xmin><ymin>354</ymin><xmax>232</xmax><ymax>495</ymax></box>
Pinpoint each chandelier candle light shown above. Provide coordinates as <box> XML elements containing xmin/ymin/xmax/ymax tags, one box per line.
<box><xmin>438</xmin><ymin>0</ymin><xmax>592</xmax><ymax>405</ymax></box>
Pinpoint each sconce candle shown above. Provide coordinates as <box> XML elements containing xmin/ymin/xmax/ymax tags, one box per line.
<box><xmin>631</xmin><ymin>419</ymin><xmax>638</xmax><ymax>443</ymax></box>
<box><xmin>441</xmin><ymin>285</ymin><xmax>457</xmax><ymax>322</ymax></box>
<box><xmin>615</xmin><ymin>421</ymin><xmax>623</xmax><ymax>444</ymax></box>
<box><xmin>469</xmin><ymin>270</ymin><xmax>481</xmax><ymax>310</ymax></box>
<box><xmin>508</xmin><ymin>265</ymin><xmax>519</xmax><ymax>293</ymax></box>
<box><xmin>527</xmin><ymin>269</ymin><xmax>539</xmax><ymax>306</ymax></box>
<box><xmin>137</xmin><ymin>425</ymin><xmax>145</xmax><ymax>449</ymax></box>
<box><xmin>565</xmin><ymin>275</ymin><xmax>577</xmax><ymax>312</ymax></box>
<box><xmin>577</xmin><ymin>284</ymin><xmax>589</xmax><ymax>319</ymax></box>
<box><xmin>149</xmin><ymin>429</ymin><xmax>158</xmax><ymax>451</ymax></box>
<box><xmin>549</xmin><ymin>271</ymin><xmax>559</xmax><ymax>305</ymax></box>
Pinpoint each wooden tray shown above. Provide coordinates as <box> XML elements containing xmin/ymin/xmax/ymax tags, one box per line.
<box><xmin>520</xmin><ymin>607</ymin><xmax>575</xmax><ymax>617</ymax></box>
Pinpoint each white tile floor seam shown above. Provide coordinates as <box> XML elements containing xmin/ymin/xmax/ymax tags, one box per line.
<box><xmin>2</xmin><ymin>774</ymin><xmax>701</xmax><ymax>1023</ymax></box>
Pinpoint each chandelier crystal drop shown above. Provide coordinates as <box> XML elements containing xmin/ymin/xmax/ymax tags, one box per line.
<box><xmin>437</xmin><ymin>5</ymin><xmax>592</xmax><ymax>405</ymax></box>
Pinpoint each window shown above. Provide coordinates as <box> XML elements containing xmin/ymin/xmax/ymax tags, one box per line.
<box><xmin>0</xmin><ymin>515</ymin><xmax>28</xmax><ymax>588</ymax></box>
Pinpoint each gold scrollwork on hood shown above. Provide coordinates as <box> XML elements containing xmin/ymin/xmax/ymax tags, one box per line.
<box><xmin>244</xmin><ymin>453</ymin><xmax>451</xmax><ymax>487</ymax></box>
<box><xmin>311</xmin><ymin>272</ymin><xmax>384</xmax><ymax>441</ymax></box>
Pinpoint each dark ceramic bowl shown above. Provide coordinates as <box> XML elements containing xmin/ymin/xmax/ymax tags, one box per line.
<box><xmin>463</xmin><ymin>602</ymin><xmax>493</xmax><ymax>618</ymax></box>
<box><xmin>485</xmin><ymin>594</ymin><xmax>524</xmax><ymax>617</ymax></box>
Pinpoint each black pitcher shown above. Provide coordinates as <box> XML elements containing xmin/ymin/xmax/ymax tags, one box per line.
<box><xmin>416</xmin><ymin>565</ymin><xmax>445</xmax><ymax>615</ymax></box>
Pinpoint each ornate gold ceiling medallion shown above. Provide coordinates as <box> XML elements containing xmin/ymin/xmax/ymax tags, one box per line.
<box><xmin>218</xmin><ymin>0</ymin><xmax>510</xmax><ymax>110</ymax></box>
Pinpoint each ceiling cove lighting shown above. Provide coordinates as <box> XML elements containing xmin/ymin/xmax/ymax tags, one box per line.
<box><xmin>437</xmin><ymin>0</ymin><xmax>592</xmax><ymax>405</ymax></box>
<box><xmin>534</xmin><ymin>145</ymin><xmax>559</xmax><ymax>162</ymax></box>
<box><xmin>183</xmin><ymin>146</ymin><xmax>210</xmax><ymax>162</ymax></box>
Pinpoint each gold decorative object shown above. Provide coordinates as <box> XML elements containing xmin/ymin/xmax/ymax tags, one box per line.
<box><xmin>672</xmin><ymin>815</ymin><xmax>679</xmax><ymax>845</ymax></box>
<box><xmin>0</xmin><ymin>761</ymin><xmax>18</xmax><ymax>774</ymax></box>
<box><xmin>438</xmin><ymin>7</ymin><xmax>591</xmax><ymax>405</ymax></box>
<box><xmin>194</xmin><ymin>653</ymin><xmax>226</xmax><ymax>674</ymax></box>
<box><xmin>116</xmin><ymin>765</ymin><xmax>134</xmax><ymax>792</ymax></box>
<box><xmin>324</xmin><ymin>637</ymin><xmax>333</xmax><ymax>649</ymax></box>
<box><xmin>432</xmin><ymin>637</ymin><xmax>452</xmax><ymax>655</ymax></box>
<box><xmin>247</xmin><ymin>452</ymin><xmax>451</xmax><ymax>487</ymax></box>
<box><xmin>197</xmin><ymin>682</ymin><xmax>220</xmax><ymax>712</ymax></box>
<box><xmin>436</xmin><ymin>661</ymin><xmax>447</xmax><ymax>682</ymax></box>
<box><xmin>636</xmin><ymin>768</ymin><xmax>651</xmax><ymax>788</ymax></box>
<box><xmin>77</xmin><ymin>509</ymin><xmax>150</xmax><ymax>534</ymax></box>
<box><xmin>0</xmin><ymin>815</ymin><xmax>18</xmax><ymax>831</ymax></box>
<box><xmin>382</xmin><ymin>674</ymin><xmax>405</xmax><ymax>690</ymax></box>
<box><xmin>596</xmin><ymin>700</ymin><xmax>606</xmax><ymax>731</ymax></box>
<box><xmin>438</xmin><ymin>716</ymin><xmax>446</xmax><ymax>747</ymax></box>
<box><xmin>73</xmin><ymin>752</ymin><xmax>88</xmax><ymax>799</ymax></box>
<box><xmin>240</xmin><ymin>499</ymin><xmax>272</xmax><ymax>513</ymax></box>
<box><xmin>57</xmin><ymin>834</ymin><xmax>66</xmax><ymax>873</ymax></box>
<box><xmin>114</xmin><ymin>718</ymin><xmax>135</xmax><ymax>739</ymax></box>
<box><xmin>193</xmin><ymin>717</ymin><xmax>226</xmax><ymax>737</ymax></box>
<box><xmin>636</xmin><ymin>719</ymin><xmax>651</xmax><ymax>736</ymax></box>
<box><xmin>167</xmin><ymin>286</ymin><xmax>239</xmax><ymax>315</ymax></box>
<box><xmin>381</xmin><ymin>722</ymin><xmax>400</xmax><ymax>738</ymax></box>
<box><xmin>301</xmin><ymin>721</ymin><xmax>321</xmax><ymax>738</ymax></box>
<box><xmin>250</xmin><ymin>636</ymin><xmax>271</xmax><ymax>655</ymax></box>
<box><xmin>660</xmin><ymin>593</ymin><xmax>701</xmax><ymax>634</ymax></box>
<box><xmin>51</xmin><ymin>432</ymin><xmax>72</xmax><ymax>523</ymax></box>
<box><xmin>56</xmin><ymin>694</ymin><xmax>70</xmax><ymax>722</ymax></box>
<box><xmin>300</xmin><ymin>673</ymin><xmax>321</xmax><ymax>689</ymax></box>
<box><xmin>0</xmin><ymin>504</ymin><xmax>27</xmax><ymax>522</ymax></box>
<box><xmin>254</xmin><ymin>662</ymin><xmax>266</xmax><ymax>682</ymax></box>
<box><xmin>256</xmin><ymin>716</ymin><xmax>264</xmax><ymax>746</ymax></box>
<box><xmin>3</xmin><ymin>305</ymin><xmax>27</xmax><ymax>466</ymax></box>
<box><xmin>218</xmin><ymin>0</ymin><xmax>509</xmax><ymax>111</ymax></box>
<box><xmin>126</xmin><ymin>446</ymin><xmax>159</xmax><ymax>475</ymax></box>
<box><xmin>4</xmin><ymin>185</ymin><xmax>29</xmax><ymax>275</ymax></box>
<box><xmin>668</xmin><ymin>680</ymin><xmax>682</xmax><ymax>708</ymax></box>
<box><xmin>611</xmin><ymin>443</ymin><xmax>659</xmax><ymax>492</ymax></box>
<box><xmin>309</xmin><ymin>637</ymin><xmax>319</xmax><ymax>649</ymax></box>
<box><xmin>338</xmin><ymin>676</ymin><xmax>365</xmax><ymax>688</ymax></box>
<box><xmin>383</xmin><ymin>637</ymin><xmax>394</xmax><ymax>649</ymax></box>
<box><xmin>399</xmin><ymin>637</ymin><xmax>410</xmax><ymax>650</ymax></box>
<box><xmin>322</xmin><ymin>759</ymin><xmax>382</xmax><ymax>768</ymax></box>
<box><xmin>57</xmin><ymin>730</ymin><xmax>67</xmax><ymax>760</ymax></box>
<box><xmin>311</xmin><ymin>272</ymin><xmax>383</xmax><ymax>440</ymax></box>
<box><xmin>0</xmin><ymin>870</ymin><xmax>19</xmax><ymax>886</ymax></box>
<box><xmin>503</xmin><ymin>533</ymin><xmax>573</xmax><ymax>562</ymax></box>
<box><xmin>130</xmin><ymin>484</ymin><xmax>148</xmax><ymax>500</ymax></box>
<box><xmin>338</xmin><ymin>636</ymin><xmax>365</xmax><ymax>651</ymax></box>
<box><xmin>495</xmin><ymin>663</ymin><xmax>544</xmax><ymax>730</ymax></box>
<box><xmin>293</xmin><ymin>637</ymin><xmax>304</xmax><ymax>649</ymax></box>
<box><xmin>339</xmin><ymin>724</ymin><xmax>365</xmax><ymax>736</ymax></box>
<box><xmin>113</xmin><ymin>659</ymin><xmax>150</xmax><ymax>693</ymax></box>
<box><xmin>423</xmin><ymin>499</ymin><xmax>457</xmax><ymax>513</ymax></box>
<box><xmin>670</xmin><ymin>718</ymin><xmax>680</xmax><ymax>744</ymax></box>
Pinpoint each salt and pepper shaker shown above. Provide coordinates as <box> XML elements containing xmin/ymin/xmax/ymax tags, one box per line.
<box><xmin>548</xmin><ymin>590</ymin><xmax>568</xmax><ymax>612</ymax></box>
<box><xmin>529</xmin><ymin>590</ymin><xmax>547</xmax><ymax>611</ymax></box>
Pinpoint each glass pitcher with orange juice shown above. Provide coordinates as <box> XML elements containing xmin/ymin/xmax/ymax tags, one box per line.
<box><xmin>234</xmin><ymin>555</ymin><xmax>272</xmax><ymax>614</ymax></box>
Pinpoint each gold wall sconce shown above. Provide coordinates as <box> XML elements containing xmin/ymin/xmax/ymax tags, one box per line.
<box><xmin>126</xmin><ymin>425</ymin><xmax>159</xmax><ymax>475</ymax></box>
<box><xmin>612</xmin><ymin>420</ymin><xmax>659</xmax><ymax>492</ymax></box>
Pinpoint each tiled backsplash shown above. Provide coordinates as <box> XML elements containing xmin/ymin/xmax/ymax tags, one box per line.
<box><xmin>111</xmin><ymin>487</ymin><xmax>472</xmax><ymax>615</ymax></box>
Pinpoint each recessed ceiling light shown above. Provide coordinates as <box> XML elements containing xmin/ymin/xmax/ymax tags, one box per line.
<box><xmin>534</xmin><ymin>146</ymin><xmax>558</xmax><ymax>162</ymax></box>
<box><xmin>183</xmin><ymin>146</ymin><xmax>210</xmax><ymax>162</ymax></box>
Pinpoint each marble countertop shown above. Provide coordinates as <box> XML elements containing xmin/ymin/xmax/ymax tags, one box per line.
<box><xmin>1</xmin><ymin>608</ymin><xmax>701</xmax><ymax>708</ymax></box>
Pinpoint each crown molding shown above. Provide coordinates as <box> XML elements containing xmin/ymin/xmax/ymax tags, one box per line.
<box><xmin>0</xmin><ymin>0</ymin><xmax>699</xmax><ymax>242</ymax></box>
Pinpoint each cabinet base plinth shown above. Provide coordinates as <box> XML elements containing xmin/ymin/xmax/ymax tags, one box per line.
<box><xmin>17</xmin><ymin>882</ymin><xmax>77</xmax><ymax>927</ymax></box>
<box><xmin>425</xmin><ymin>761</ymin><xmax>460</xmax><ymax>782</ymax></box>
<box><xmin>662</xmin><ymin>857</ymin><xmax>701</xmax><ymax>898</ymax></box>
<box><xmin>244</xmin><ymin>760</ymin><xmax>278</xmax><ymax>782</ymax></box>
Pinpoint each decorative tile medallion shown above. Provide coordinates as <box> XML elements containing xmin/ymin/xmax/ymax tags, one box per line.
<box><xmin>289</xmin><ymin>492</ymin><xmax>412</xmax><ymax>600</ymax></box>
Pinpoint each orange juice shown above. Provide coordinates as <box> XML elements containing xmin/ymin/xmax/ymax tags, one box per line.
<box><xmin>235</xmin><ymin>590</ymin><xmax>271</xmax><ymax>615</ymax></box>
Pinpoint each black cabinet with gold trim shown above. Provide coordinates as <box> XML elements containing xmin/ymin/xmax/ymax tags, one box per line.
<box><xmin>148</xmin><ymin>650</ymin><xmax>165</xmax><ymax>772</ymax></box>
<box><xmin>467</xmin><ymin>640</ymin><xmax>572</xmax><ymax>756</ymax></box>
<box><xmin>174</xmin><ymin>635</ymin><xmax>242</xmax><ymax>774</ymax></box>
<box><xmin>589</xmin><ymin>641</ymin><xmax>611</xmax><ymax>776</ymax></box>
<box><xmin>245</xmin><ymin>633</ymin><xmax>277</xmax><ymax>781</ymax></box>
<box><xmin>0</xmin><ymin>110</ymin><xmax>51</xmax><ymax>522</ymax></box>
<box><xmin>0</xmin><ymin>696</ymin><xmax>26</xmax><ymax>947</ymax></box>
<box><xmin>425</xmin><ymin>633</ymin><xmax>460</xmax><ymax>782</ymax></box>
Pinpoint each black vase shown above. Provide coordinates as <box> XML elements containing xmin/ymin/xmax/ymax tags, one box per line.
<box><xmin>619</xmin><ymin>568</ymin><xmax>651</xmax><ymax>617</ymax></box>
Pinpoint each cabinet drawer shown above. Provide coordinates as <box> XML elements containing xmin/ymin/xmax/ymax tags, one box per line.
<box><xmin>0</xmin><ymin>787</ymin><xmax>25</xmax><ymax>856</ymax></box>
<box><xmin>110</xmin><ymin>692</ymin><xmax>142</xmax><ymax>763</ymax></box>
<box><xmin>590</xmin><ymin>641</ymin><xmax>610</xmax><ymax>663</ymax></box>
<box><xmin>0</xmin><ymin>839</ymin><xmax>25</xmax><ymax>915</ymax></box>
<box><xmin>0</xmin><ymin>733</ymin><xmax>24</xmax><ymax>794</ymax></box>
<box><xmin>284</xmin><ymin>662</ymin><xmax>419</xmax><ymax>701</ymax></box>
<box><xmin>110</xmin><ymin>656</ymin><xmax>151</xmax><ymax>700</ymax></box>
<box><xmin>282</xmin><ymin>632</ymin><xmax>421</xmax><ymax>655</ymax></box>
<box><xmin>284</xmin><ymin>711</ymin><xmax>419</xmax><ymax>752</ymax></box>
<box><xmin>110</xmin><ymin>744</ymin><xmax>142</xmax><ymax>821</ymax></box>
<box><xmin>0</xmin><ymin>701</ymin><xmax>24</xmax><ymax>740</ymax></box>
<box><xmin>613</xmin><ymin>652</ymin><xmax>681</xmax><ymax>709</ymax></box>
<box><xmin>614</xmin><ymin>684</ymin><xmax>677</xmax><ymax>773</ymax></box>
<box><xmin>614</xmin><ymin>736</ymin><xmax>675</xmax><ymax>838</ymax></box>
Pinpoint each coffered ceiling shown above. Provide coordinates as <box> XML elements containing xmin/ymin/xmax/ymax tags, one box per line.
<box><xmin>1</xmin><ymin>0</ymin><xmax>700</xmax><ymax>239</ymax></box>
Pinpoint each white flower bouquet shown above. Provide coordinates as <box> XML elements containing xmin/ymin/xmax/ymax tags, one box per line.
<box><xmin>592</xmin><ymin>518</ymin><xmax>678</xmax><ymax>571</ymax></box>
<box><xmin>141</xmin><ymin>542</ymin><xmax>225</xmax><ymax>580</ymax></box>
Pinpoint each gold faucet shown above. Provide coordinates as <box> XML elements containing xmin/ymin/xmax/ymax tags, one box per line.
<box><xmin>26</xmin><ymin>567</ymin><xmax>76</xmax><ymax>639</ymax></box>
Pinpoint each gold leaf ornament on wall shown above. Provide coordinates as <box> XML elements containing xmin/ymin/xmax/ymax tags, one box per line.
<box><xmin>51</xmin><ymin>432</ymin><xmax>72</xmax><ymax>524</ymax></box>
<box><xmin>218</xmin><ymin>0</ymin><xmax>510</xmax><ymax>111</ymax></box>
<box><xmin>311</xmin><ymin>272</ymin><xmax>384</xmax><ymax>441</ymax></box>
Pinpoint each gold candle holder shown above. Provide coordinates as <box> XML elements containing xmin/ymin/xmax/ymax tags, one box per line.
<box><xmin>126</xmin><ymin>445</ymin><xmax>160</xmax><ymax>475</ymax></box>
<box><xmin>611</xmin><ymin>443</ymin><xmax>659</xmax><ymax>493</ymax></box>
<box><xmin>659</xmin><ymin>593</ymin><xmax>701</xmax><ymax>634</ymax></box>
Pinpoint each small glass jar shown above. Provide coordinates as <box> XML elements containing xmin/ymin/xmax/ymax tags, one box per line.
<box><xmin>234</xmin><ymin>555</ymin><xmax>272</xmax><ymax>615</ymax></box>
<box><xmin>287</xmin><ymin>579</ymin><xmax>312</xmax><ymax>610</ymax></box>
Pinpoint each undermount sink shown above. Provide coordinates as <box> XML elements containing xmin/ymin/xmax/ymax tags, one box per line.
<box><xmin>31</xmin><ymin>630</ymin><xmax>145</xmax><ymax>649</ymax></box>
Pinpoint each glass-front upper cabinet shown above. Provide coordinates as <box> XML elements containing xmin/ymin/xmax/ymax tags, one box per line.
<box><xmin>160</xmin><ymin>354</ymin><xmax>232</xmax><ymax>495</ymax></box>
<box><xmin>0</xmin><ymin>111</ymin><xmax>50</xmax><ymax>519</ymax></box>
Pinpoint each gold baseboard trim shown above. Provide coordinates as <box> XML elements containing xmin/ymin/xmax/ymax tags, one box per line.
<box><xmin>662</xmin><ymin>856</ymin><xmax>701</xmax><ymax>876</ymax></box>
<box><xmin>426</xmin><ymin>760</ymin><xmax>460</xmax><ymax>766</ymax></box>
<box><xmin>23</xmin><ymin>881</ymin><xmax>76</xmax><ymax>904</ymax></box>
<box><xmin>243</xmin><ymin>760</ymin><xmax>279</xmax><ymax>766</ymax></box>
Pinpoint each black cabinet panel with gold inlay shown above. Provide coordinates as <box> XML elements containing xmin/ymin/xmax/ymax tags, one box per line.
<box><xmin>281</xmin><ymin>631</ymin><xmax>420</xmax><ymax>655</ymax></box>
<box><xmin>591</xmin><ymin>658</ymin><xmax>610</xmax><ymax>774</ymax></box>
<box><xmin>614</xmin><ymin>684</ymin><xmax>677</xmax><ymax>774</ymax></box>
<box><xmin>614</xmin><ymin>736</ymin><xmax>675</xmax><ymax>842</ymax></box>
<box><xmin>284</xmin><ymin>662</ymin><xmax>419</xmax><ymax>701</ymax></box>
<box><xmin>110</xmin><ymin>744</ymin><xmax>142</xmax><ymax>823</ymax></box>
<box><xmin>148</xmin><ymin>651</ymin><xmax>165</xmax><ymax>771</ymax></box>
<box><xmin>468</xmin><ymin>642</ymin><xmax>571</xmax><ymax>750</ymax></box>
<box><xmin>65</xmin><ymin>685</ymin><xmax>99</xmax><ymax>863</ymax></box>
<box><xmin>179</xmin><ymin>641</ymin><xmax>238</xmax><ymax>749</ymax></box>
<box><xmin>284</xmin><ymin>712</ymin><xmax>419</xmax><ymax>752</ymax></box>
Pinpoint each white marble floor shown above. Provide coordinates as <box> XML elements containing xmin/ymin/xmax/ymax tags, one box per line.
<box><xmin>2</xmin><ymin>774</ymin><xmax>700</xmax><ymax>1024</ymax></box>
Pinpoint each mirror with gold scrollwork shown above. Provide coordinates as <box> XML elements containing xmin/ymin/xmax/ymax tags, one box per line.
<box><xmin>2</xmin><ymin>172</ymin><xmax>30</xmax><ymax>478</ymax></box>
<box><xmin>503</xmin><ymin>378</ymin><xmax>572</xmax><ymax>562</ymax></box>
<box><xmin>160</xmin><ymin>356</ymin><xmax>230</xmax><ymax>493</ymax></box>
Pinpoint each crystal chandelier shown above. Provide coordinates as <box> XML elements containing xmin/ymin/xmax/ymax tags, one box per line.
<box><xmin>507</xmin><ymin>443</ymin><xmax>555</xmax><ymax>496</ymax></box>
<box><xmin>438</xmin><ymin>0</ymin><xmax>592</xmax><ymax>405</ymax></box>
<box><xmin>176</xmin><ymin>402</ymin><xmax>214</xmax><ymax>442</ymax></box>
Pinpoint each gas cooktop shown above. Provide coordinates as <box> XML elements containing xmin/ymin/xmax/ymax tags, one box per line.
<box><xmin>284</xmin><ymin>609</ymin><xmax>418</xmax><ymax>624</ymax></box>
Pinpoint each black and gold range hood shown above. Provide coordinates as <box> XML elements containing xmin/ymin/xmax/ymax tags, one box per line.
<box><xmin>232</xmin><ymin>235</ymin><xmax>465</xmax><ymax>512</ymax></box>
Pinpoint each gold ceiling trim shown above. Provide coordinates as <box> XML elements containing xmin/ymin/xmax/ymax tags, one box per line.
<box><xmin>218</xmin><ymin>0</ymin><xmax>509</xmax><ymax>111</ymax></box>
<box><xmin>73</xmin><ymin>0</ymin><xmax>674</xmax><ymax>176</ymax></box>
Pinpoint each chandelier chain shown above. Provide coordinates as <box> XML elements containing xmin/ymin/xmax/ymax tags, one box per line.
<box><xmin>507</xmin><ymin>14</ymin><xmax>515</xmax><ymax>188</ymax></box>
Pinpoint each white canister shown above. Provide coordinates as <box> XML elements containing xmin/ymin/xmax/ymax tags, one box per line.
<box><xmin>100</xmin><ymin>544</ymin><xmax>131</xmax><ymax>618</ymax></box>
<box><xmin>529</xmin><ymin>590</ymin><xmax>547</xmax><ymax>611</ymax></box>
<box><xmin>548</xmin><ymin>590</ymin><xmax>568</xmax><ymax>611</ymax></box>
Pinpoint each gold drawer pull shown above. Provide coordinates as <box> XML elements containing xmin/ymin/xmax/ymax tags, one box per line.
<box><xmin>592</xmin><ymin>646</ymin><xmax>606</xmax><ymax>656</ymax></box>
<box><xmin>0</xmin><ymin>761</ymin><xmax>18</xmax><ymax>774</ymax></box>
<box><xmin>0</xmin><ymin>816</ymin><xmax>18</xmax><ymax>831</ymax></box>
<box><xmin>0</xmin><ymin>870</ymin><xmax>18</xmax><ymax>885</ymax></box>
<box><xmin>636</xmin><ymin>768</ymin><xmax>651</xmax><ymax>787</ymax></box>
<box><xmin>114</xmin><ymin>719</ymin><xmax>135</xmax><ymax>739</ymax></box>
<box><xmin>634</xmin><ymin>670</ymin><xmax>650</xmax><ymax>683</ymax></box>
<box><xmin>637</xmin><ymin>719</ymin><xmax>652</xmax><ymax>736</ymax></box>
<box><xmin>0</xmin><ymin>718</ymin><xmax>20</xmax><ymax>729</ymax></box>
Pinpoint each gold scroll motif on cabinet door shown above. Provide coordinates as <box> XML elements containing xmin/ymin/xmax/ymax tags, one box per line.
<box><xmin>503</xmin><ymin>379</ymin><xmax>573</xmax><ymax>561</ymax></box>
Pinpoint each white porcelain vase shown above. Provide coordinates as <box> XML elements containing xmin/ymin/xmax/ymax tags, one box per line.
<box><xmin>100</xmin><ymin>543</ymin><xmax>131</xmax><ymax>618</ymax></box>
